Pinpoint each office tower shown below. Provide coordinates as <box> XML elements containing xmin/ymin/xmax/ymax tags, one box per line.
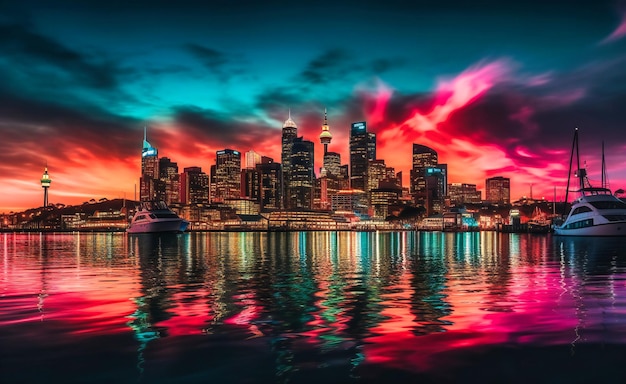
<box><xmin>180</xmin><ymin>166</ymin><xmax>209</xmax><ymax>204</ymax></box>
<box><xmin>410</xmin><ymin>144</ymin><xmax>438</xmax><ymax>200</ymax></box>
<box><xmin>215</xmin><ymin>149</ymin><xmax>241</xmax><ymax>202</ymax></box>
<box><xmin>159</xmin><ymin>157</ymin><xmax>180</xmax><ymax>204</ymax></box>
<box><xmin>257</xmin><ymin>157</ymin><xmax>282</xmax><ymax>211</ymax></box>
<box><xmin>41</xmin><ymin>165</ymin><xmax>51</xmax><ymax>207</ymax></box>
<box><xmin>245</xmin><ymin>149</ymin><xmax>262</xmax><ymax>169</ymax></box>
<box><xmin>289</xmin><ymin>137</ymin><xmax>315</xmax><ymax>209</ymax></box>
<box><xmin>241</xmin><ymin>167</ymin><xmax>260</xmax><ymax>201</ymax></box>
<box><xmin>486</xmin><ymin>176</ymin><xmax>511</xmax><ymax>205</ymax></box>
<box><xmin>323</xmin><ymin>151</ymin><xmax>341</xmax><ymax>177</ymax></box>
<box><xmin>350</xmin><ymin>121</ymin><xmax>376</xmax><ymax>192</ymax></box>
<box><xmin>424</xmin><ymin>164</ymin><xmax>448</xmax><ymax>214</ymax></box>
<box><xmin>368</xmin><ymin>159</ymin><xmax>387</xmax><ymax>193</ymax></box>
<box><xmin>209</xmin><ymin>165</ymin><xmax>216</xmax><ymax>202</ymax></box>
<box><xmin>140</xmin><ymin>126</ymin><xmax>159</xmax><ymax>201</ymax></box>
<box><xmin>448</xmin><ymin>183</ymin><xmax>482</xmax><ymax>205</ymax></box>
<box><xmin>281</xmin><ymin>111</ymin><xmax>298</xmax><ymax>208</ymax></box>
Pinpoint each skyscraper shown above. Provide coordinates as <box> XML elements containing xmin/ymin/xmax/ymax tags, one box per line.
<box><xmin>159</xmin><ymin>157</ymin><xmax>179</xmax><ymax>204</ymax></box>
<box><xmin>245</xmin><ymin>149</ymin><xmax>262</xmax><ymax>169</ymax></box>
<box><xmin>486</xmin><ymin>176</ymin><xmax>511</xmax><ymax>205</ymax></box>
<box><xmin>215</xmin><ymin>149</ymin><xmax>241</xmax><ymax>202</ymax></box>
<box><xmin>140</xmin><ymin>126</ymin><xmax>159</xmax><ymax>201</ymax></box>
<box><xmin>41</xmin><ymin>165</ymin><xmax>51</xmax><ymax>207</ymax></box>
<box><xmin>257</xmin><ymin>157</ymin><xmax>282</xmax><ymax>211</ymax></box>
<box><xmin>289</xmin><ymin>137</ymin><xmax>315</xmax><ymax>209</ymax></box>
<box><xmin>349</xmin><ymin>121</ymin><xmax>376</xmax><ymax>192</ymax></box>
<box><xmin>281</xmin><ymin>111</ymin><xmax>298</xmax><ymax>209</ymax></box>
<box><xmin>180</xmin><ymin>166</ymin><xmax>209</xmax><ymax>204</ymax></box>
<box><xmin>410</xmin><ymin>144</ymin><xmax>438</xmax><ymax>201</ymax></box>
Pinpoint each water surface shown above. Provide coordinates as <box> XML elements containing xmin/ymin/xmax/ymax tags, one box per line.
<box><xmin>2</xmin><ymin>231</ymin><xmax>626</xmax><ymax>383</ymax></box>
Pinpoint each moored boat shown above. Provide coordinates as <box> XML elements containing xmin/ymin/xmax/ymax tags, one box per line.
<box><xmin>553</xmin><ymin>129</ymin><xmax>626</xmax><ymax>236</ymax></box>
<box><xmin>127</xmin><ymin>201</ymin><xmax>189</xmax><ymax>234</ymax></box>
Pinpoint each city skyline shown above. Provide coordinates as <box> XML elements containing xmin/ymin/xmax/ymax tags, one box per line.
<box><xmin>2</xmin><ymin>1</ymin><xmax>626</xmax><ymax>212</ymax></box>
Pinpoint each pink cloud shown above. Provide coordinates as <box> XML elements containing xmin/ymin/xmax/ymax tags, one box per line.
<box><xmin>601</xmin><ymin>12</ymin><xmax>626</xmax><ymax>44</ymax></box>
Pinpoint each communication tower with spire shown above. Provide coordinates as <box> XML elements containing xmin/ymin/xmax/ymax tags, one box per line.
<box><xmin>41</xmin><ymin>164</ymin><xmax>52</xmax><ymax>207</ymax></box>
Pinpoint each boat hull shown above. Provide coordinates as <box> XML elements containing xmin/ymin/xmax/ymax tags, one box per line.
<box><xmin>127</xmin><ymin>219</ymin><xmax>186</xmax><ymax>234</ymax></box>
<box><xmin>553</xmin><ymin>221</ymin><xmax>626</xmax><ymax>236</ymax></box>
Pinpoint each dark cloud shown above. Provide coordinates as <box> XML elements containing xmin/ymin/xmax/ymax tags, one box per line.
<box><xmin>0</xmin><ymin>23</ymin><xmax>124</xmax><ymax>90</ymax></box>
<box><xmin>186</xmin><ymin>44</ymin><xmax>246</xmax><ymax>83</ymax></box>
<box><xmin>169</xmin><ymin>105</ymin><xmax>279</xmax><ymax>150</ymax></box>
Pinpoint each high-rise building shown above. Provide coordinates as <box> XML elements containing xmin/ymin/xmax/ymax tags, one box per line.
<box><xmin>241</xmin><ymin>167</ymin><xmax>260</xmax><ymax>201</ymax></box>
<box><xmin>410</xmin><ymin>144</ymin><xmax>438</xmax><ymax>201</ymax></box>
<box><xmin>257</xmin><ymin>157</ymin><xmax>282</xmax><ymax>211</ymax></box>
<box><xmin>41</xmin><ymin>165</ymin><xmax>51</xmax><ymax>207</ymax></box>
<box><xmin>159</xmin><ymin>157</ymin><xmax>179</xmax><ymax>204</ymax></box>
<box><xmin>350</xmin><ymin>121</ymin><xmax>376</xmax><ymax>192</ymax></box>
<box><xmin>289</xmin><ymin>137</ymin><xmax>315</xmax><ymax>209</ymax></box>
<box><xmin>180</xmin><ymin>166</ymin><xmax>209</xmax><ymax>204</ymax></box>
<box><xmin>215</xmin><ymin>149</ymin><xmax>241</xmax><ymax>202</ymax></box>
<box><xmin>319</xmin><ymin>108</ymin><xmax>332</xmax><ymax>155</ymax></box>
<box><xmin>486</xmin><ymin>176</ymin><xmax>511</xmax><ymax>205</ymax></box>
<box><xmin>245</xmin><ymin>149</ymin><xmax>262</xmax><ymax>169</ymax></box>
<box><xmin>368</xmin><ymin>159</ymin><xmax>387</xmax><ymax>193</ymax></box>
<box><xmin>140</xmin><ymin>127</ymin><xmax>159</xmax><ymax>201</ymax></box>
<box><xmin>424</xmin><ymin>164</ymin><xmax>448</xmax><ymax>214</ymax></box>
<box><xmin>281</xmin><ymin>111</ymin><xmax>298</xmax><ymax>209</ymax></box>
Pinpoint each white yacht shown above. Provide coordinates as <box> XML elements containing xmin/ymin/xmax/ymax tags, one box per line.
<box><xmin>127</xmin><ymin>201</ymin><xmax>189</xmax><ymax>234</ymax></box>
<box><xmin>553</xmin><ymin>129</ymin><xmax>626</xmax><ymax>236</ymax></box>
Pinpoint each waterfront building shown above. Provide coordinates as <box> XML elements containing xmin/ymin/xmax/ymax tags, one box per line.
<box><xmin>331</xmin><ymin>189</ymin><xmax>368</xmax><ymax>217</ymax></box>
<box><xmin>448</xmin><ymin>183</ymin><xmax>482</xmax><ymax>205</ymax></box>
<box><xmin>281</xmin><ymin>111</ymin><xmax>298</xmax><ymax>209</ymax></box>
<box><xmin>140</xmin><ymin>126</ymin><xmax>159</xmax><ymax>201</ymax></box>
<box><xmin>41</xmin><ymin>165</ymin><xmax>51</xmax><ymax>207</ymax></box>
<box><xmin>180</xmin><ymin>166</ymin><xmax>209</xmax><ymax>204</ymax></box>
<box><xmin>425</xmin><ymin>164</ymin><xmax>448</xmax><ymax>214</ymax></box>
<box><xmin>349</xmin><ymin>121</ymin><xmax>376</xmax><ymax>192</ymax></box>
<box><xmin>370</xmin><ymin>183</ymin><xmax>402</xmax><ymax>219</ymax></box>
<box><xmin>486</xmin><ymin>176</ymin><xmax>511</xmax><ymax>205</ymax></box>
<box><xmin>215</xmin><ymin>149</ymin><xmax>241</xmax><ymax>202</ymax></box>
<box><xmin>159</xmin><ymin>157</ymin><xmax>180</xmax><ymax>204</ymax></box>
<box><xmin>289</xmin><ymin>137</ymin><xmax>315</xmax><ymax>209</ymax></box>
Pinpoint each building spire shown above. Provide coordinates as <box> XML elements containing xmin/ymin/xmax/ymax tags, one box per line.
<box><xmin>319</xmin><ymin>107</ymin><xmax>332</xmax><ymax>153</ymax></box>
<box><xmin>41</xmin><ymin>163</ymin><xmax>52</xmax><ymax>207</ymax></box>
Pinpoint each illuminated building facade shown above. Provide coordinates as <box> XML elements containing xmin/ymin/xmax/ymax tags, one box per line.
<box><xmin>448</xmin><ymin>183</ymin><xmax>482</xmax><ymax>205</ymax></box>
<box><xmin>140</xmin><ymin>127</ymin><xmax>159</xmax><ymax>201</ymax></box>
<box><xmin>180</xmin><ymin>166</ymin><xmax>209</xmax><ymax>204</ymax></box>
<box><xmin>281</xmin><ymin>111</ymin><xmax>298</xmax><ymax>208</ymax></box>
<box><xmin>257</xmin><ymin>158</ymin><xmax>282</xmax><ymax>211</ymax></box>
<box><xmin>349</xmin><ymin>121</ymin><xmax>376</xmax><ymax>192</ymax></box>
<box><xmin>289</xmin><ymin>137</ymin><xmax>315</xmax><ymax>209</ymax></box>
<box><xmin>486</xmin><ymin>176</ymin><xmax>511</xmax><ymax>205</ymax></box>
<box><xmin>159</xmin><ymin>157</ymin><xmax>179</xmax><ymax>204</ymax></box>
<box><xmin>215</xmin><ymin>149</ymin><xmax>241</xmax><ymax>202</ymax></box>
<box><xmin>410</xmin><ymin>144</ymin><xmax>438</xmax><ymax>202</ymax></box>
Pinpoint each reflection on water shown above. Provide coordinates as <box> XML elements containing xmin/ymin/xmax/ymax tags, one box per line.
<box><xmin>2</xmin><ymin>231</ymin><xmax>626</xmax><ymax>383</ymax></box>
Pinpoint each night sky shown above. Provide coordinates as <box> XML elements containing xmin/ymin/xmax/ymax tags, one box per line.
<box><xmin>2</xmin><ymin>0</ymin><xmax>626</xmax><ymax>212</ymax></box>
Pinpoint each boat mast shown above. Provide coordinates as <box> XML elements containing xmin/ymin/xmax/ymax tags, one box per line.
<box><xmin>564</xmin><ymin>128</ymin><xmax>578</xmax><ymax>209</ymax></box>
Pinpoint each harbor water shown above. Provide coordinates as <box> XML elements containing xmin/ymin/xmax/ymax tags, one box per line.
<box><xmin>2</xmin><ymin>231</ymin><xmax>626</xmax><ymax>383</ymax></box>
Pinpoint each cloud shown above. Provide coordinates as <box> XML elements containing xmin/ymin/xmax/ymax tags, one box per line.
<box><xmin>185</xmin><ymin>44</ymin><xmax>247</xmax><ymax>83</ymax></box>
<box><xmin>601</xmin><ymin>12</ymin><xmax>626</xmax><ymax>44</ymax></box>
<box><xmin>0</xmin><ymin>23</ymin><xmax>124</xmax><ymax>90</ymax></box>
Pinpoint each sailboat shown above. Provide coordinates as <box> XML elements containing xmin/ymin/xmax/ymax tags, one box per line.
<box><xmin>553</xmin><ymin>128</ymin><xmax>626</xmax><ymax>236</ymax></box>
